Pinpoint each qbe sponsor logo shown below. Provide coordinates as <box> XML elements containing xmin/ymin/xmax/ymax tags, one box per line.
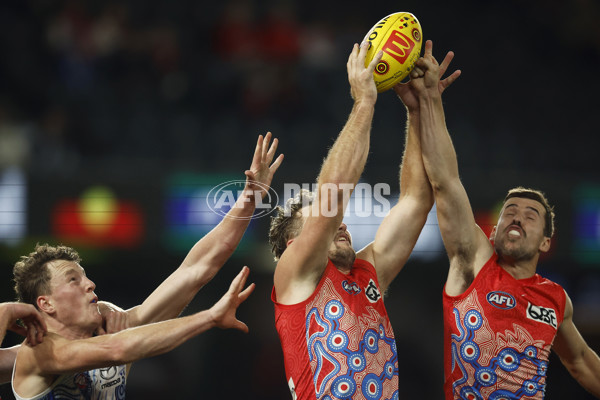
<box><xmin>526</xmin><ymin>302</ymin><xmax>557</xmax><ymax>329</ymax></box>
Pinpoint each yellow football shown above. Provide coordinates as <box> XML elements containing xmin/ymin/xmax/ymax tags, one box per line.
<box><xmin>363</xmin><ymin>12</ymin><xmax>423</xmax><ymax>93</ymax></box>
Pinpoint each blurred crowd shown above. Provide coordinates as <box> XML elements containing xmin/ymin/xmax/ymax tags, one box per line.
<box><xmin>0</xmin><ymin>0</ymin><xmax>598</xmax><ymax>180</ymax></box>
<box><xmin>1</xmin><ymin>0</ymin><xmax>353</xmax><ymax>178</ymax></box>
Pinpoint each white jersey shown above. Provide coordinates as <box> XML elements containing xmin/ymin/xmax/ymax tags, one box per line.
<box><xmin>12</xmin><ymin>365</ymin><xmax>127</xmax><ymax>400</ymax></box>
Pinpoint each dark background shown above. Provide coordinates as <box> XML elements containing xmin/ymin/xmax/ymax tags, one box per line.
<box><xmin>1</xmin><ymin>0</ymin><xmax>599</xmax><ymax>399</ymax></box>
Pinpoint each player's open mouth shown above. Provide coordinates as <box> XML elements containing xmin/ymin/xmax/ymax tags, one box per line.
<box><xmin>337</xmin><ymin>234</ymin><xmax>350</xmax><ymax>244</ymax></box>
<box><xmin>507</xmin><ymin>225</ymin><xmax>523</xmax><ymax>238</ymax></box>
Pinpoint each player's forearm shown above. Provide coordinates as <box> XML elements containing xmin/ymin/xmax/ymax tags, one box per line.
<box><xmin>130</xmin><ymin>267</ymin><xmax>212</xmax><ymax>326</ymax></box>
<box><xmin>418</xmin><ymin>94</ymin><xmax>460</xmax><ymax>193</ymax></box>
<box><xmin>179</xmin><ymin>187</ymin><xmax>257</xmax><ymax>280</ymax></box>
<box><xmin>44</xmin><ymin>311</ymin><xmax>216</xmax><ymax>374</ymax></box>
<box><xmin>399</xmin><ymin>110</ymin><xmax>433</xmax><ymax>206</ymax></box>
<box><xmin>130</xmin><ymin>214</ymin><xmax>248</xmax><ymax>325</ymax></box>
<box><xmin>0</xmin><ymin>306</ymin><xmax>10</xmax><ymax>344</ymax></box>
<box><xmin>100</xmin><ymin>311</ymin><xmax>216</xmax><ymax>365</ymax></box>
<box><xmin>183</xmin><ymin>212</ymin><xmax>250</xmax><ymax>270</ymax></box>
<box><xmin>573</xmin><ymin>348</ymin><xmax>600</xmax><ymax>397</ymax></box>
<box><xmin>317</xmin><ymin>99</ymin><xmax>375</xmax><ymax>188</ymax></box>
<box><xmin>224</xmin><ymin>186</ymin><xmax>260</xmax><ymax>220</ymax></box>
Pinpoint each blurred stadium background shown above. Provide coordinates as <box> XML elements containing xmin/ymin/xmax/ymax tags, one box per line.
<box><xmin>1</xmin><ymin>0</ymin><xmax>599</xmax><ymax>398</ymax></box>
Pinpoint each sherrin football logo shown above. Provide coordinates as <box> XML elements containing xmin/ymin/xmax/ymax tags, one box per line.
<box><xmin>486</xmin><ymin>291</ymin><xmax>516</xmax><ymax>310</ymax></box>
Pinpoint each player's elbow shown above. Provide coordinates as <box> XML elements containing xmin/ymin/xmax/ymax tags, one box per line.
<box><xmin>429</xmin><ymin>178</ymin><xmax>449</xmax><ymax>195</ymax></box>
<box><xmin>177</xmin><ymin>261</ymin><xmax>217</xmax><ymax>292</ymax></box>
<box><xmin>97</xmin><ymin>336</ymin><xmax>136</xmax><ymax>365</ymax></box>
<box><xmin>429</xmin><ymin>173</ymin><xmax>464</xmax><ymax>202</ymax></box>
<box><xmin>95</xmin><ymin>341</ymin><xmax>123</xmax><ymax>364</ymax></box>
<box><xmin>399</xmin><ymin>193</ymin><xmax>433</xmax><ymax>216</ymax></box>
<box><xmin>420</xmin><ymin>188</ymin><xmax>435</xmax><ymax>210</ymax></box>
<box><xmin>422</xmin><ymin>160</ymin><xmax>459</xmax><ymax>194</ymax></box>
<box><xmin>560</xmin><ymin>350</ymin><xmax>589</xmax><ymax>382</ymax></box>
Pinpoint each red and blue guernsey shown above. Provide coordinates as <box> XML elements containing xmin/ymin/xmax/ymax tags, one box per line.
<box><xmin>272</xmin><ymin>258</ymin><xmax>398</xmax><ymax>400</ymax></box>
<box><xmin>443</xmin><ymin>253</ymin><xmax>566</xmax><ymax>400</ymax></box>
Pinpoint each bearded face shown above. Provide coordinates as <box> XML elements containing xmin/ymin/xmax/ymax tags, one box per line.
<box><xmin>327</xmin><ymin>228</ymin><xmax>356</xmax><ymax>269</ymax></box>
<box><xmin>492</xmin><ymin>197</ymin><xmax>550</xmax><ymax>262</ymax></box>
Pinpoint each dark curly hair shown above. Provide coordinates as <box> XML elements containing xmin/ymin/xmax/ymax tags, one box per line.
<box><xmin>13</xmin><ymin>243</ymin><xmax>82</xmax><ymax>307</ymax></box>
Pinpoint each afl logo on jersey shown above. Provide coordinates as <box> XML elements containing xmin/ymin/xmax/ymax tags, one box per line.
<box><xmin>486</xmin><ymin>291</ymin><xmax>516</xmax><ymax>310</ymax></box>
<box><xmin>342</xmin><ymin>280</ymin><xmax>361</xmax><ymax>295</ymax></box>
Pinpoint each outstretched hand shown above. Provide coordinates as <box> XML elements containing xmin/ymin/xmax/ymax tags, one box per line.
<box><xmin>413</xmin><ymin>40</ymin><xmax>461</xmax><ymax>95</ymax></box>
<box><xmin>1</xmin><ymin>302</ymin><xmax>47</xmax><ymax>346</ymax></box>
<box><xmin>209</xmin><ymin>267</ymin><xmax>255</xmax><ymax>333</ymax></box>
<box><xmin>347</xmin><ymin>42</ymin><xmax>382</xmax><ymax>104</ymax></box>
<box><xmin>393</xmin><ymin>40</ymin><xmax>461</xmax><ymax>107</ymax></box>
<box><xmin>244</xmin><ymin>132</ymin><xmax>284</xmax><ymax>199</ymax></box>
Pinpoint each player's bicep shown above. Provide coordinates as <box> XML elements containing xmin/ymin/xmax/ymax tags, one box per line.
<box><xmin>273</xmin><ymin>217</ymin><xmax>337</xmax><ymax>304</ymax></box>
<box><xmin>368</xmin><ymin>197</ymin><xmax>431</xmax><ymax>290</ymax></box>
<box><xmin>554</xmin><ymin>321</ymin><xmax>587</xmax><ymax>368</ymax></box>
<box><xmin>434</xmin><ymin>179</ymin><xmax>489</xmax><ymax>262</ymax></box>
<box><xmin>553</xmin><ymin>295</ymin><xmax>585</xmax><ymax>367</ymax></box>
<box><xmin>274</xmin><ymin>242</ymin><xmax>327</xmax><ymax>295</ymax></box>
<box><xmin>23</xmin><ymin>334</ymin><xmax>123</xmax><ymax>376</ymax></box>
<box><xmin>0</xmin><ymin>346</ymin><xmax>19</xmax><ymax>384</ymax></box>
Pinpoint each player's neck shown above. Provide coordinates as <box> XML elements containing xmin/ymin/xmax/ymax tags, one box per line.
<box><xmin>46</xmin><ymin>317</ymin><xmax>95</xmax><ymax>340</ymax></box>
<box><xmin>497</xmin><ymin>256</ymin><xmax>538</xmax><ymax>280</ymax></box>
<box><xmin>333</xmin><ymin>263</ymin><xmax>353</xmax><ymax>275</ymax></box>
<box><xmin>330</xmin><ymin>254</ymin><xmax>355</xmax><ymax>274</ymax></box>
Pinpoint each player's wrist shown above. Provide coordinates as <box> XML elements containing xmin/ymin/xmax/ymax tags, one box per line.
<box><xmin>418</xmin><ymin>91</ymin><xmax>442</xmax><ymax>104</ymax></box>
<box><xmin>353</xmin><ymin>96</ymin><xmax>376</xmax><ymax>109</ymax></box>
<box><xmin>203</xmin><ymin>308</ymin><xmax>220</xmax><ymax>330</ymax></box>
<box><xmin>406</xmin><ymin>106</ymin><xmax>419</xmax><ymax>117</ymax></box>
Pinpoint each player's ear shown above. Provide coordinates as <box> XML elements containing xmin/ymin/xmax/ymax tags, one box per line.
<box><xmin>37</xmin><ymin>295</ymin><xmax>54</xmax><ymax>314</ymax></box>
<box><xmin>539</xmin><ymin>237</ymin><xmax>551</xmax><ymax>253</ymax></box>
<box><xmin>489</xmin><ymin>226</ymin><xmax>497</xmax><ymax>241</ymax></box>
<box><xmin>286</xmin><ymin>238</ymin><xmax>295</xmax><ymax>248</ymax></box>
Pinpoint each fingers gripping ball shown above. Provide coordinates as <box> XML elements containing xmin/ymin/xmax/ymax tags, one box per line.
<box><xmin>363</xmin><ymin>12</ymin><xmax>423</xmax><ymax>93</ymax></box>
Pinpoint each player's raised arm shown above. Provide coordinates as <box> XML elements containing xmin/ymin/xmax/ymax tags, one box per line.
<box><xmin>12</xmin><ymin>267</ymin><xmax>254</xmax><ymax>398</ymax></box>
<box><xmin>273</xmin><ymin>42</ymin><xmax>382</xmax><ymax>305</ymax></box>
<box><xmin>414</xmin><ymin>40</ymin><xmax>493</xmax><ymax>295</ymax></box>
<box><xmin>358</xmin><ymin>46</ymin><xmax>459</xmax><ymax>292</ymax></box>
<box><xmin>127</xmin><ymin>133</ymin><xmax>283</xmax><ymax>326</ymax></box>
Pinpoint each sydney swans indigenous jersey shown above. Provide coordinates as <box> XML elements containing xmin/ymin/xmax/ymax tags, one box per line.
<box><xmin>13</xmin><ymin>365</ymin><xmax>126</xmax><ymax>400</ymax></box>
<box><xmin>272</xmin><ymin>259</ymin><xmax>398</xmax><ymax>400</ymax></box>
<box><xmin>443</xmin><ymin>254</ymin><xmax>566</xmax><ymax>400</ymax></box>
